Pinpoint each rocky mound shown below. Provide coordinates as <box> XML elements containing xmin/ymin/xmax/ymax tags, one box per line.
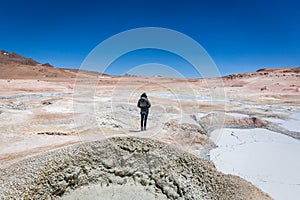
<box><xmin>0</xmin><ymin>137</ymin><xmax>271</xmax><ymax>199</ymax></box>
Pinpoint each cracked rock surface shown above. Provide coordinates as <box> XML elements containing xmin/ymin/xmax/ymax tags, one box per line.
<box><xmin>0</xmin><ymin>136</ymin><xmax>271</xmax><ymax>199</ymax></box>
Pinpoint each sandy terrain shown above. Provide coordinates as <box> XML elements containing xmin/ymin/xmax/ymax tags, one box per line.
<box><xmin>0</xmin><ymin>51</ymin><xmax>299</xmax><ymax>199</ymax></box>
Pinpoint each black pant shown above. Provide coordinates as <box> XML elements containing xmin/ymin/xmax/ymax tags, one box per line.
<box><xmin>141</xmin><ymin>112</ymin><xmax>148</xmax><ymax>130</ymax></box>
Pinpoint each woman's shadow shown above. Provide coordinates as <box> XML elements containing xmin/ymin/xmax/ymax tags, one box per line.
<box><xmin>128</xmin><ymin>129</ymin><xmax>142</xmax><ymax>132</ymax></box>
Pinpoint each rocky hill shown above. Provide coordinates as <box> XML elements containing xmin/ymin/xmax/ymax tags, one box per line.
<box><xmin>256</xmin><ymin>67</ymin><xmax>300</xmax><ymax>73</ymax></box>
<box><xmin>0</xmin><ymin>50</ymin><xmax>40</xmax><ymax>66</ymax></box>
<box><xmin>0</xmin><ymin>50</ymin><xmax>106</xmax><ymax>79</ymax></box>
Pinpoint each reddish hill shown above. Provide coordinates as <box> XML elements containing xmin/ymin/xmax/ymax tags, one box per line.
<box><xmin>0</xmin><ymin>50</ymin><xmax>40</xmax><ymax>66</ymax></box>
<box><xmin>0</xmin><ymin>50</ymin><xmax>106</xmax><ymax>79</ymax></box>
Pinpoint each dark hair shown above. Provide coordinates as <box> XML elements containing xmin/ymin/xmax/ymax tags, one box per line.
<box><xmin>141</xmin><ymin>92</ymin><xmax>147</xmax><ymax>98</ymax></box>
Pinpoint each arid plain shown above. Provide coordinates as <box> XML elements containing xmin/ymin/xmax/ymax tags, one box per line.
<box><xmin>0</xmin><ymin>50</ymin><xmax>299</xmax><ymax>199</ymax></box>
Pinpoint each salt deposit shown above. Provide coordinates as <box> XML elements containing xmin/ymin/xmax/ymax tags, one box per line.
<box><xmin>210</xmin><ymin>128</ymin><xmax>300</xmax><ymax>200</ymax></box>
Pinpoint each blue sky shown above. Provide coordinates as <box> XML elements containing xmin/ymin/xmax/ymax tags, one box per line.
<box><xmin>0</xmin><ymin>0</ymin><xmax>299</xmax><ymax>77</ymax></box>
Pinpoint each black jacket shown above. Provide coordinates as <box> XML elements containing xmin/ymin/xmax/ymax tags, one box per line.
<box><xmin>137</xmin><ymin>97</ymin><xmax>151</xmax><ymax>113</ymax></box>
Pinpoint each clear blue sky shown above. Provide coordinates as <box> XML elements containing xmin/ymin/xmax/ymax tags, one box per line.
<box><xmin>0</xmin><ymin>0</ymin><xmax>299</xmax><ymax>77</ymax></box>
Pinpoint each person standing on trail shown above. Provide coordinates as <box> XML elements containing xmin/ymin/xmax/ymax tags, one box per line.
<box><xmin>137</xmin><ymin>92</ymin><xmax>151</xmax><ymax>131</ymax></box>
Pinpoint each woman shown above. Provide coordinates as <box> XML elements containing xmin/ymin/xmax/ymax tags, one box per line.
<box><xmin>137</xmin><ymin>92</ymin><xmax>151</xmax><ymax>131</ymax></box>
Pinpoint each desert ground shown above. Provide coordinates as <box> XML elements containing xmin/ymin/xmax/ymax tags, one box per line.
<box><xmin>0</xmin><ymin>50</ymin><xmax>299</xmax><ymax>199</ymax></box>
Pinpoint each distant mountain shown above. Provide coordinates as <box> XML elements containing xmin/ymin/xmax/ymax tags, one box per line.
<box><xmin>0</xmin><ymin>50</ymin><xmax>107</xmax><ymax>79</ymax></box>
<box><xmin>1</xmin><ymin>50</ymin><xmax>299</xmax><ymax>79</ymax></box>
